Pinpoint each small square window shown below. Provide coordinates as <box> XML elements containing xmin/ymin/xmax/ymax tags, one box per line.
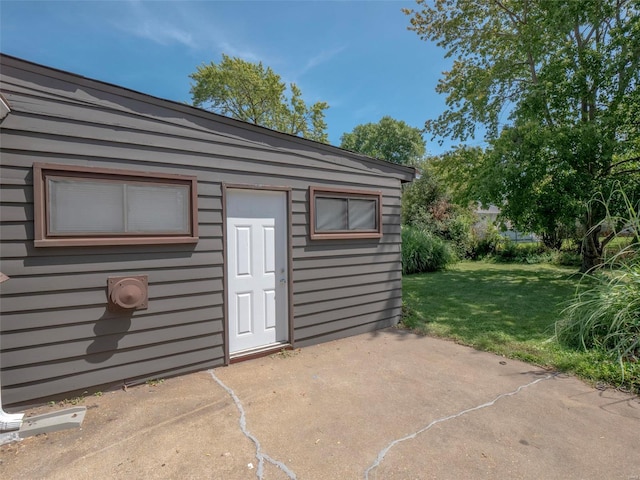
<box><xmin>34</xmin><ymin>164</ymin><xmax>198</xmax><ymax>247</ymax></box>
<box><xmin>309</xmin><ymin>187</ymin><xmax>382</xmax><ymax>240</ymax></box>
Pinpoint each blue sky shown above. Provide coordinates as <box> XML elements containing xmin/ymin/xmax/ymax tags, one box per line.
<box><xmin>1</xmin><ymin>0</ymin><xmax>462</xmax><ymax>154</ymax></box>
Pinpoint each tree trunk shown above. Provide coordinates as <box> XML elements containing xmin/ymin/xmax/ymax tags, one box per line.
<box><xmin>541</xmin><ymin>231</ymin><xmax>563</xmax><ymax>250</ymax></box>
<box><xmin>581</xmin><ymin>225</ymin><xmax>602</xmax><ymax>273</ymax></box>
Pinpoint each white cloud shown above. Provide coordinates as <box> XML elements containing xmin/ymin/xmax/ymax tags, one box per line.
<box><xmin>111</xmin><ymin>0</ymin><xmax>346</xmax><ymax>79</ymax></box>
<box><xmin>114</xmin><ymin>1</ymin><xmax>195</xmax><ymax>48</ymax></box>
<box><xmin>279</xmin><ymin>45</ymin><xmax>346</xmax><ymax>100</ymax></box>
<box><xmin>113</xmin><ymin>1</ymin><xmax>265</xmax><ymax>63</ymax></box>
<box><xmin>110</xmin><ymin>1</ymin><xmax>339</xmax><ymax>103</ymax></box>
<box><xmin>217</xmin><ymin>42</ymin><xmax>262</xmax><ymax>63</ymax></box>
<box><xmin>300</xmin><ymin>46</ymin><xmax>346</xmax><ymax>75</ymax></box>
<box><xmin>131</xmin><ymin>19</ymin><xmax>196</xmax><ymax>48</ymax></box>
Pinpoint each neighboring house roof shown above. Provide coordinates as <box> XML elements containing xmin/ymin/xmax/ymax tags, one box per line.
<box><xmin>476</xmin><ymin>204</ymin><xmax>501</xmax><ymax>215</ymax></box>
<box><xmin>0</xmin><ymin>53</ymin><xmax>416</xmax><ymax>183</ymax></box>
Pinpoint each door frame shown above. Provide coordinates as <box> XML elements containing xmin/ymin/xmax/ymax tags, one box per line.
<box><xmin>222</xmin><ymin>183</ymin><xmax>294</xmax><ymax>364</ymax></box>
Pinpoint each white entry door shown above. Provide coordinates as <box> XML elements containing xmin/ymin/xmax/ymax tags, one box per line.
<box><xmin>226</xmin><ymin>189</ymin><xmax>289</xmax><ymax>355</ymax></box>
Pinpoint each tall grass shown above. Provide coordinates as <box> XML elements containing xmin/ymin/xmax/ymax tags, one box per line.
<box><xmin>555</xmin><ymin>185</ymin><xmax>639</xmax><ymax>387</ymax></box>
<box><xmin>556</xmin><ymin>257</ymin><xmax>639</xmax><ymax>364</ymax></box>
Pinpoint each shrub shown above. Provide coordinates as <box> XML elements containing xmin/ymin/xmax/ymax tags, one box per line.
<box><xmin>493</xmin><ymin>239</ymin><xmax>522</xmax><ymax>262</ymax></box>
<box><xmin>401</xmin><ymin>171</ymin><xmax>477</xmax><ymax>258</ymax></box>
<box><xmin>553</xmin><ymin>250</ymin><xmax>582</xmax><ymax>267</ymax></box>
<box><xmin>492</xmin><ymin>240</ymin><xmax>547</xmax><ymax>263</ymax></box>
<box><xmin>468</xmin><ymin>222</ymin><xmax>502</xmax><ymax>259</ymax></box>
<box><xmin>401</xmin><ymin>226</ymin><xmax>456</xmax><ymax>274</ymax></box>
<box><xmin>444</xmin><ymin>212</ymin><xmax>476</xmax><ymax>258</ymax></box>
<box><xmin>487</xmin><ymin>240</ymin><xmax>582</xmax><ymax>266</ymax></box>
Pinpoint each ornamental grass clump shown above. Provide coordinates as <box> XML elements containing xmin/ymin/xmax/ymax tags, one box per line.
<box><xmin>557</xmin><ymin>254</ymin><xmax>639</xmax><ymax>365</ymax></box>
<box><xmin>556</xmin><ymin>186</ymin><xmax>639</xmax><ymax>388</ymax></box>
<box><xmin>401</xmin><ymin>226</ymin><xmax>456</xmax><ymax>274</ymax></box>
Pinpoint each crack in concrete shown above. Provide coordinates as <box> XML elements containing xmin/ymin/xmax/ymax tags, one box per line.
<box><xmin>364</xmin><ymin>373</ymin><xmax>556</xmax><ymax>479</ymax></box>
<box><xmin>69</xmin><ymin>398</ymin><xmax>228</xmax><ymax>464</ymax></box>
<box><xmin>208</xmin><ymin>370</ymin><xmax>297</xmax><ymax>480</ymax></box>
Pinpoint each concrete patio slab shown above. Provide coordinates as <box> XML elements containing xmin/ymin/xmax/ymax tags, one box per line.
<box><xmin>1</xmin><ymin>329</ymin><xmax>638</xmax><ymax>479</ymax></box>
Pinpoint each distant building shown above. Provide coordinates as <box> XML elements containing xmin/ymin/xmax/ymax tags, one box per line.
<box><xmin>474</xmin><ymin>204</ymin><xmax>538</xmax><ymax>243</ymax></box>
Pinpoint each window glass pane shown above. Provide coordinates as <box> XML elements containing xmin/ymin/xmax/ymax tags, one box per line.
<box><xmin>348</xmin><ymin>199</ymin><xmax>377</xmax><ymax>230</ymax></box>
<box><xmin>316</xmin><ymin>197</ymin><xmax>347</xmax><ymax>231</ymax></box>
<box><xmin>127</xmin><ymin>184</ymin><xmax>190</xmax><ymax>233</ymax></box>
<box><xmin>49</xmin><ymin>179</ymin><xmax>124</xmax><ymax>233</ymax></box>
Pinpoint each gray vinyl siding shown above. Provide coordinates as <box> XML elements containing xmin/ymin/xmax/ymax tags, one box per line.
<box><xmin>0</xmin><ymin>55</ymin><xmax>412</xmax><ymax>405</ymax></box>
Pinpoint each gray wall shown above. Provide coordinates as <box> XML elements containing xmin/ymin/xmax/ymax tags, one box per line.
<box><xmin>0</xmin><ymin>55</ymin><xmax>409</xmax><ymax>405</ymax></box>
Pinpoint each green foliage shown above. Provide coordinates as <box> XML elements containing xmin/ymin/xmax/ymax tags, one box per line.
<box><xmin>404</xmin><ymin>0</ymin><xmax>640</xmax><ymax>266</ymax></box>
<box><xmin>403</xmin><ymin>262</ymin><xmax>639</xmax><ymax>392</ymax></box>
<box><xmin>402</xmin><ymin>169</ymin><xmax>476</xmax><ymax>257</ymax></box>
<box><xmin>190</xmin><ymin>54</ymin><xmax>329</xmax><ymax>142</ymax></box>
<box><xmin>490</xmin><ymin>241</ymin><xmax>581</xmax><ymax>266</ymax></box>
<box><xmin>444</xmin><ymin>212</ymin><xmax>476</xmax><ymax>258</ymax></box>
<box><xmin>340</xmin><ymin>116</ymin><xmax>426</xmax><ymax>166</ymax></box>
<box><xmin>556</xmin><ymin>258</ymin><xmax>639</xmax><ymax>367</ymax></box>
<box><xmin>493</xmin><ymin>241</ymin><xmax>537</xmax><ymax>263</ymax></box>
<box><xmin>581</xmin><ymin>182</ymin><xmax>640</xmax><ymax>271</ymax></box>
<box><xmin>401</xmin><ymin>226</ymin><xmax>456</xmax><ymax>274</ymax></box>
<box><xmin>554</xmin><ymin>251</ymin><xmax>584</xmax><ymax>267</ymax></box>
<box><xmin>556</xmin><ymin>185</ymin><xmax>639</xmax><ymax>376</ymax></box>
<box><xmin>402</xmin><ymin>170</ymin><xmax>447</xmax><ymax>226</ymax></box>
<box><xmin>468</xmin><ymin>221</ymin><xmax>502</xmax><ymax>259</ymax></box>
<box><xmin>428</xmin><ymin>147</ymin><xmax>488</xmax><ymax>208</ymax></box>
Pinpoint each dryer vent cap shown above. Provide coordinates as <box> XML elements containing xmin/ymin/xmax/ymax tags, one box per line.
<box><xmin>108</xmin><ymin>276</ymin><xmax>148</xmax><ymax>310</ymax></box>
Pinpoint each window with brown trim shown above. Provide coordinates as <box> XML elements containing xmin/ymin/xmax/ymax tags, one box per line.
<box><xmin>34</xmin><ymin>163</ymin><xmax>198</xmax><ymax>247</ymax></box>
<box><xmin>309</xmin><ymin>186</ymin><xmax>382</xmax><ymax>240</ymax></box>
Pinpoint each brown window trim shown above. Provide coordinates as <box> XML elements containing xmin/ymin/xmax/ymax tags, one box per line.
<box><xmin>309</xmin><ymin>186</ymin><xmax>382</xmax><ymax>240</ymax></box>
<box><xmin>33</xmin><ymin>163</ymin><xmax>199</xmax><ymax>247</ymax></box>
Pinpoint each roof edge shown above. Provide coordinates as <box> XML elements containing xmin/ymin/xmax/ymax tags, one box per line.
<box><xmin>0</xmin><ymin>53</ymin><xmax>416</xmax><ymax>183</ymax></box>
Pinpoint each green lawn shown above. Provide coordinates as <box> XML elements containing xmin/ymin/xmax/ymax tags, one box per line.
<box><xmin>402</xmin><ymin>261</ymin><xmax>639</xmax><ymax>392</ymax></box>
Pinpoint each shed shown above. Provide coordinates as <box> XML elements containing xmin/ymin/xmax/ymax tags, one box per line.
<box><xmin>0</xmin><ymin>54</ymin><xmax>414</xmax><ymax>406</ymax></box>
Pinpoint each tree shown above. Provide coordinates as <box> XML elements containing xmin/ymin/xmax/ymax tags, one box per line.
<box><xmin>427</xmin><ymin>146</ymin><xmax>488</xmax><ymax>207</ymax></box>
<box><xmin>404</xmin><ymin>0</ymin><xmax>640</xmax><ymax>270</ymax></box>
<box><xmin>430</xmin><ymin>144</ymin><xmax>579</xmax><ymax>250</ymax></box>
<box><xmin>190</xmin><ymin>54</ymin><xmax>329</xmax><ymax>143</ymax></box>
<box><xmin>402</xmin><ymin>164</ymin><xmax>477</xmax><ymax>258</ymax></box>
<box><xmin>340</xmin><ymin>116</ymin><xmax>426</xmax><ymax>166</ymax></box>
